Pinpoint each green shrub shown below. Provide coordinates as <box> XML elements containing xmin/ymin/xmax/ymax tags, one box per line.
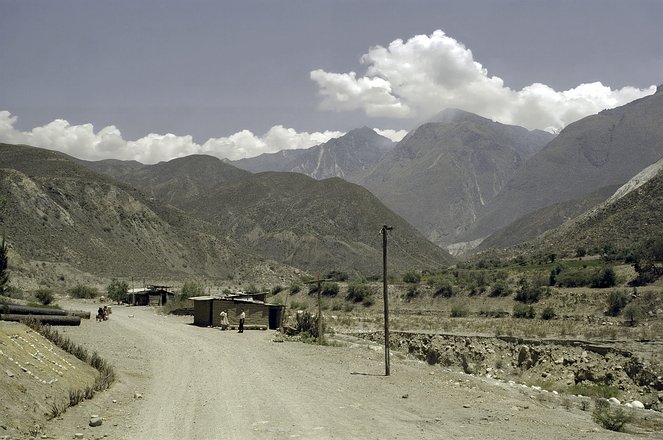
<box><xmin>555</xmin><ymin>268</ymin><xmax>593</xmax><ymax>287</ymax></box>
<box><xmin>404</xmin><ymin>284</ymin><xmax>419</xmax><ymax>301</ymax></box>
<box><xmin>606</xmin><ymin>290</ymin><xmax>629</xmax><ymax>316</ymax></box>
<box><xmin>512</xmin><ymin>303</ymin><xmax>535</xmax><ymax>319</ymax></box>
<box><xmin>2</xmin><ymin>285</ymin><xmax>24</xmax><ymax>299</ymax></box>
<box><xmin>68</xmin><ymin>284</ymin><xmax>98</xmax><ymax>299</ymax></box>
<box><xmin>402</xmin><ymin>270</ymin><xmax>421</xmax><ymax>284</ymax></box>
<box><xmin>106</xmin><ymin>279</ymin><xmax>128</xmax><ymax>304</ymax></box>
<box><xmin>489</xmin><ymin>280</ymin><xmax>512</xmax><ymax>297</ymax></box>
<box><xmin>326</xmin><ymin>270</ymin><xmax>348</xmax><ymax>281</ymax></box>
<box><xmin>540</xmin><ymin>306</ymin><xmax>556</xmax><ymax>320</ymax></box>
<box><xmin>450</xmin><ymin>304</ymin><xmax>469</xmax><ymax>317</ymax></box>
<box><xmin>181</xmin><ymin>281</ymin><xmax>204</xmax><ymax>299</ymax></box>
<box><xmin>295</xmin><ymin>311</ymin><xmax>322</xmax><ymax>338</ymax></box>
<box><xmin>432</xmin><ymin>279</ymin><xmax>455</xmax><ymax>297</ymax></box>
<box><xmin>289</xmin><ymin>282</ymin><xmax>301</xmax><ymax>294</ymax></box>
<box><xmin>592</xmin><ymin>399</ymin><xmax>631</xmax><ymax>432</ymax></box>
<box><xmin>362</xmin><ymin>295</ymin><xmax>375</xmax><ymax>307</ymax></box>
<box><xmin>35</xmin><ymin>288</ymin><xmax>55</xmax><ymax>305</ymax></box>
<box><xmin>322</xmin><ymin>282</ymin><xmax>339</xmax><ymax>297</ymax></box>
<box><xmin>591</xmin><ymin>266</ymin><xmax>617</xmax><ymax>288</ymax></box>
<box><xmin>270</xmin><ymin>285</ymin><xmax>283</xmax><ymax>296</ymax></box>
<box><xmin>346</xmin><ymin>282</ymin><xmax>372</xmax><ymax>303</ymax></box>
<box><xmin>622</xmin><ymin>303</ymin><xmax>643</xmax><ymax>326</ymax></box>
<box><xmin>566</xmin><ymin>384</ymin><xmax>620</xmax><ymax>399</ymax></box>
<box><xmin>515</xmin><ymin>279</ymin><xmax>546</xmax><ymax>304</ymax></box>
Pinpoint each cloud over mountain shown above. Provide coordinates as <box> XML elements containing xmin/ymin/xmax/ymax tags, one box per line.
<box><xmin>0</xmin><ymin>111</ymin><xmax>345</xmax><ymax>163</ymax></box>
<box><xmin>311</xmin><ymin>30</ymin><xmax>656</xmax><ymax>131</ymax></box>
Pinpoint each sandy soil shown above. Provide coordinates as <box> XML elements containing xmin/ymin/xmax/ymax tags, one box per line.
<box><xmin>40</xmin><ymin>301</ymin><xmax>662</xmax><ymax>440</ymax></box>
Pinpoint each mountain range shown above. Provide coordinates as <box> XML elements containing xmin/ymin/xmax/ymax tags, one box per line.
<box><xmin>0</xmin><ymin>143</ymin><xmax>452</xmax><ymax>288</ymax></box>
<box><xmin>2</xmin><ymin>83</ymin><xmax>662</xmax><ymax>289</ymax></box>
<box><xmin>461</xmin><ymin>85</ymin><xmax>663</xmax><ymax>246</ymax></box>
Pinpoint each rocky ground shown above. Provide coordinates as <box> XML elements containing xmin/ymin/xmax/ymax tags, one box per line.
<box><xmin>1</xmin><ymin>299</ymin><xmax>663</xmax><ymax>439</ymax></box>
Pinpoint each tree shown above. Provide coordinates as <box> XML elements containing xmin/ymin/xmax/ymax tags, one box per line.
<box><xmin>107</xmin><ymin>279</ymin><xmax>129</xmax><ymax>304</ymax></box>
<box><xmin>180</xmin><ymin>281</ymin><xmax>204</xmax><ymax>299</ymax></box>
<box><xmin>0</xmin><ymin>236</ymin><xmax>9</xmax><ymax>295</ymax></box>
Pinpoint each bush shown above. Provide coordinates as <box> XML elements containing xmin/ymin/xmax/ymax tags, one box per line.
<box><xmin>404</xmin><ymin>284</ymin><xmax>419</xmax><ymax>301</ymax></box>
<box><xmin>68</xmin><ymin>284</ymin><xmax>98</xmax><ymax>299</ymax></box>
<box><xmin>622</xmin><ymin>303</ymin><xmax>643</xmax><ymax>326</ymax></box>
<box><xmin>295</xmin><ymin>311</ymin><xmax>322</xmax><ymax>338</ymax></box>
<box><xmin>309</xmin><ymin>282</ymin><xmax>339</xmax><ymax>297</ymax></box>
<box><xmin>181</xmin><ymin>281</ymin><xmax>204</xmax><ymax>299</ymax></box>
<box><xmin>591</xmin><ymin>266</ymin><xmax>617</xmax><ymax>288</ymax></box>
<box><xmin>450</xmin><ymin>304</ymin><xmax>469</xmax><ymax>317</ymax></box>
<box><xmin>540</xmin><ymin>306</ymin><xmax>556</xmax><ymax>320</ymax></box>
<box><xmin>512</xmin><ymin>303</ymin><xmax>535</xmax><ymax>319</ymax></box>
<box><xmin>270</xmin><ymin>285</ymin><xmax>284</xmax><ymax>296</ymax></box>
<box><xmin>432</xmin><ymin>279</ymin><xmax>455</xmax><ymax>297</ymax></box>
<box><xmin>489</xmin><ymin>280</ymin><xmax>511</xmax><ymax>297</ymax></box>
<box><xmin>35</xmin><ymin>288</ymin><xmax>55</xmax><ymax>305</ymax></box>
<box><xmin>346</xmin><ymin>282</ymin><xmax>373</xmax><ymax>303</ymax></box>
<box><xmin>402</xmin><ymin>270</ymin><xmax>421</xmax><ymax>284</ymax></box>
<box><xmin>515</xmin><ymin>278</ymin><xmax>546</xmax><ymax>304</ymax></box>
<box><xmin>106</xmin><ymin>279</ymin><xmax>128</xmax><ymax>304</ymax></box>
<box><xmin>555</xmin><ymin>268</ymin><xmax>593</xmax><ymax>287</ymax></box>
<box><xmin>289</xmin><ymin>282</ymin><xmax>301</xmax><ymax>294</ymax></box>
<box><xmin>592</xmin><ymin>399</ymin><xmax>631</xmax><ymax>432</ymax></box>
<box><xmin>326</xmin><ymin>270</ymin><xmax>348</xmax><ymax>282</ymax></box>
<box><xmin>606</xmin><ymin>290</ymin><xmax>629</xmax><ymax>316</ymax></box>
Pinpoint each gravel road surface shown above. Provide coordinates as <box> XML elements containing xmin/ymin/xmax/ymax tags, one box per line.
<box><xmin>43</xmin><ymin>302</ymin><xmax>650</xmax><ymax>439</ymax></box>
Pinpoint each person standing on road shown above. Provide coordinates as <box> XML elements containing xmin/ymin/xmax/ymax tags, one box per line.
<box><xmin>239</xmin><ymin>310</ymin><xmax>245</xmax><ymax>333</ymax></box>
<box><xmin>219</xmin><ymin>310</ymin><xmax>229</xmax><ymax>330</ymax></box>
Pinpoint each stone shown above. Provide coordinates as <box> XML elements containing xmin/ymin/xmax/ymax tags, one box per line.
<box><xmin>608</xmin><ymin>397</ymin><xmax>621</xmax><ymax>405</ymax></box>
<box><xmin>89</xmin><ymin>416</ymin><xmax>103</xmax><ymax>427</ymax></box>
<box><xmin>630</xmin><ymin>400</ymin><xmax>645</xmax><ymax>409</ymax></box>
<box><xmin>74</xmin><ymin>434</ymin><xmax>84</xmax><ymax>439</ymax></box>
<box><xmin>133</xmin><ymin>392</ymin><xmax>143</xmax><ymax>399</ymax></box>
<box><xmin>5</xmin><ymin>370</ymin><xmax>14</xmax><ymax>378</ymax></box>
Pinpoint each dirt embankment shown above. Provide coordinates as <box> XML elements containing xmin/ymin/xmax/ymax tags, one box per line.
<box><xmin>358</xmin><ymin>331</ymin><xmax>663</xmax><ymax>410</ymax></box>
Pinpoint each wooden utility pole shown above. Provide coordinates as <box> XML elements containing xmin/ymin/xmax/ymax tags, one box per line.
<box><xmin>304</xmin><ymin>276</ymin><xmax>332</xmax><ymax>345</ymax></box>
<box><xmin>381</xmin><ymin>225</ymin><xmax>393</xmax><ymax>376</ymax></box>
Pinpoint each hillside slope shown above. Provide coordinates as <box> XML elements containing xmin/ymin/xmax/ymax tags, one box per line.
<box><xmin>358</xmin><ymin>109</ymin><xmax>553</xmax><ymax>247</ymax></box>
<box><xmin>532</xmin><ymin>157</ymin><xmax>663</xmax><ymax>255</ymax></box>
<box><xmin>463</xmin><ymin>85</ymin><xmax>663</xmax><ymax>244</ymax></box>
<box><xmin>175</xmin><ymin>171</ymin><xmax>454</xmax><ymax>275</ymax></box>
<box><xmin>0</xmin><ymin>143</ymin><xmax>281</xmax><ymax>285</ymax></box>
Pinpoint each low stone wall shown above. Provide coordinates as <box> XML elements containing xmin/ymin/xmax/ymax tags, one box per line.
<box><xmin>355</xmin><ymin>331</ymin><xmax>663</xmax><ymax>411</ymax></box>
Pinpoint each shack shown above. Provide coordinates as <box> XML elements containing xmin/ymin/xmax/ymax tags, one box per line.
<box><xmin>128</xmin><ymin>285</ymin><xmax>175</xmax><ymax>306</ymax></box>
<box><xmin>191</xmin><ymin>294</ymin><xmax>284</xmax><ymax>330</ymax></box>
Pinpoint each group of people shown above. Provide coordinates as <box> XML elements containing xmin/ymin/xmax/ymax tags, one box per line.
<box><xmin>96</xmin><ymin>305</ymin><xmax>110</xmax><ymax>322</ymax></box>
<box><xmin>219</xmin><ymin>310</ymin><xmax>245</xmax><ymax>332</ymax></box>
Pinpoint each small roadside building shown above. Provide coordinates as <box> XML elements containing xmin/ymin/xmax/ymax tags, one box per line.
<box><xmin>191</xmin><ymin>294</ymin><xmax>284</xmax><ymax>330</ymax></box>
<box><xmin>128</xmin><ymin>285</ymin><xmax>175</xmax><ymax>306</ymax></box>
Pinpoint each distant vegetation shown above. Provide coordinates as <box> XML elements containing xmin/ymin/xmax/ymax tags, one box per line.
<box><xmin>68</xmin><ymin>284</ymin><xmax>99</xmax><ymax>299</ymax></box>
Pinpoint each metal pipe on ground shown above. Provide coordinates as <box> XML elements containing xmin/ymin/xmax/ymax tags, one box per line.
<box><xmin>0</xmin><ymin>314</ymin><xmax>82</xmax><ymax>326</ymax></box>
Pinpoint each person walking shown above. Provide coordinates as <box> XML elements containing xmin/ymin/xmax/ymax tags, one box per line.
<box><xmin>238</xmin><ymin>310</ymin><xmax>245</xmax><ymax>333</ymax></box>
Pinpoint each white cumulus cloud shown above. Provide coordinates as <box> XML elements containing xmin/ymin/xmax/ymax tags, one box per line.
<box><xmin>310</xmin><ymin>30</ymin><xmax>656</xmax><ymax>131</ymax></box>
<box><xmin>373</xmin><ymin>128</ymin><xmax>408</xmax><ymax>142</ymax></box>
<box><xmin>0</xmin><ymin>111</ymin><xmax>344</xmax><ymax>163</ymax></box>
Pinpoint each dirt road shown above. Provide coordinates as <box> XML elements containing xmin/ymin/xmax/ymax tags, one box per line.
<box><xmin>44</xmin><ymin>302</ymin><xmax>654</xmax><ymax>439</ymax></box>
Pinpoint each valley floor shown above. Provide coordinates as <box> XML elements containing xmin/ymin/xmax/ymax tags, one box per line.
<box><xmin>29</xmin><ymin>300</ymin><xmax>662</xmax><ymax>439</ymax></box>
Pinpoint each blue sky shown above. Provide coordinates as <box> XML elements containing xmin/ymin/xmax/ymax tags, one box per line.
<box><xmin>1</xmin><ymin>0</ymin><xmax>661</xmax><ymax>162</ymax></box>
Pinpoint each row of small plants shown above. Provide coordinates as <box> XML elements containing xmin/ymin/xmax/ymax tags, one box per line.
<box><xmin>22</xmin><ymin>318</ymin><xmax>116</xmax><ymax>419</ymax></box>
